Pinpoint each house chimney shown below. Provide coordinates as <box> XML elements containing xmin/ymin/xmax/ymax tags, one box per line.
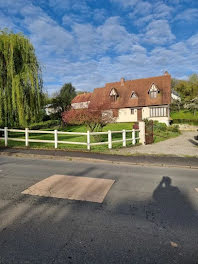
<box><xmin>164</xmin><ymin>71</ymin><xmax>169</xmax><ymax>75</ymax></box>
<box><xmin>120</xmin><ymin>77</ymin><xmax>125</xmax><ymax>86</ymax></box>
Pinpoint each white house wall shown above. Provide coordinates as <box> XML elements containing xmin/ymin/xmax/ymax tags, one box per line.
<box><xmin>144</xmin><ymin>106</ymin><xmax>170</xmax><ymax>126</ymax></box>
<box><xmin>116</xmin><ymin>106</ymin><xmax>170</xmax><ymax>125</ymax></box>
<box><xmin>116</xmin><ymin>108</ymin><xmax>138</xmax><ymax>122</ymax></box>
<box><xmin>71</xmin><ymin>101</ymin><xmax>90</xmax><ymax>109</ymax></box>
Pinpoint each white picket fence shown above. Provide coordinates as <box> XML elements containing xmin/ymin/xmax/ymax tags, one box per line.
<box><xmin>0</xmin><ymin>127</ymin><xmax>141</xmax><ymax>150</ymax></box>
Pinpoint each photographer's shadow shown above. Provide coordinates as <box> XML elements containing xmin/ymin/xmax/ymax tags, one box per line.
<box><xmin>152</xmin><ymin>176</ymin><xmax>197</xmax><ymax>227</ymax></box>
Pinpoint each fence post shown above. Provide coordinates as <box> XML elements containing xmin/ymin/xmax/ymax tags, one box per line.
<box><xmin>4</xmin><ymin>127</ymin><xmax>8</xmax><ymax>147</ymax></box>
<box><xmin>139</xmin><ymin>121</ymin><xmax>146</xmax><ymax>145</ymax></box>
<box><xmin>54</xmin><ymin>130</ymin><xmax>58</xmax><ymax>149</ymax></box>
<box><xmin>25</xmin><ymin>128</ymin><xmax>29</xmax><ymax>147</ymax></box>
<box><xmin>122</xmin><ymin>129</ymin><xmax>126</xmax><ymax>147</ymax></box>
<box><xmin>87</xmin><ymin>131</ymin><xmax>90</xmax><ymax>150</ymax></box>
<box><xmin>108</xmin><ymin>130</ymin><xmax>112</xmax><ymax>149</ymax></box>
<box><xmin>132</xmin><ymin>129</ymin><xmax>136</xmax><ymax>145</ymax></box>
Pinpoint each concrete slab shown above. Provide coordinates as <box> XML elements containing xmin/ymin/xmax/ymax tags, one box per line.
<box><xmin>22</xmin><ymin>174</ymin><xmax>115</xmax><ymax>203</ymax></box>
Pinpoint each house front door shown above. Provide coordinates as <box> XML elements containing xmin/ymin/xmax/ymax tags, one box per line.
<box><xmin>137</xmin><ymin>108</ymin><xmax>142</xmax><ymax>121</ymax></box>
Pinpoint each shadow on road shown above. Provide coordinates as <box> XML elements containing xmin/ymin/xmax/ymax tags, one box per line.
<box><xmin>188</xmin><ymin>138</ymin><xmax>198</xmax><ymax>146</ymax></box>
<box><xmin>152</xmin><ymin>176</ymin><xmax>196</xmax><ymax>227</ymax></box>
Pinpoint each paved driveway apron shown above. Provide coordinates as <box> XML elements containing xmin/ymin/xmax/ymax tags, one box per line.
<box><xmin>119</xmin><ymin>131</ymin><xmax>198</xmax><ymax>157</ymax></box>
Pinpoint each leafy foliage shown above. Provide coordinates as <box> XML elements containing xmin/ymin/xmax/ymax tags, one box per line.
<box><xmin>0</xmin><ymin>30</ymin><xmax>43</xmax><ymax>127</ymax></box>
<box><xmin>184</xmin><ymin>97</ymin><xmax>198</xmax><ymax>115</ymax></box>
<box><xmin>51</xmin><ymin>83</ymin><xmax>76</xmax><ymax>119</ymax></box>
<box><xmin>62</xmin><ymin>109</ymin><xmax>114</xmax><ymax>132</ymax></box>
<box><xmin>153</xmin><ymin>121</ymin><xmax>180</xmax><ymax>143</ymax></box>
<box><xmin>172</xmin><ymin>74</ymin><xmax>198</xmax><ymax>102</ymax></box>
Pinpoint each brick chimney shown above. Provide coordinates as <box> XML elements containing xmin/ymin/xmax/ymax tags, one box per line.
<box><xmin>120</xmin><ymin>77</ymin><xmax>125</xmax><ymax>86</ymax></box>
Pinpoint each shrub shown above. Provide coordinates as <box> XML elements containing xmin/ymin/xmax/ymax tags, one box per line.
<box><xmin>153</xmin><ymin>121</ymin><xmax>167</xmax><ymax>131</ymax></box>
<box><xmin>167</xmin><ymin>125</ymin><xmax>179</xmax><ymax>133</ymax></box>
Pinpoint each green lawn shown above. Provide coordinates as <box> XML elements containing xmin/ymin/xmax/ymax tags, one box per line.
<box><xmin>171</xmin><ymin>110</ymin><xmax>198</xmax><ymax>120</ymax></box>
<box><xmin>0</xmin><ymin>122</ymin><xmax>181</xmax><ymax>152</ymax></box>
<box><xmin>0</xmin><ymin>123</ymin><xmax>137</xmax><ymax>152</ymax></box>
<box><xmin>153</xmin><ymin>128</ymin><xmax>180</xmax><ymax>143</ymax></box>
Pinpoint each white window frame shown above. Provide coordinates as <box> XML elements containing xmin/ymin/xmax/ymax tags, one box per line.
<box><xmin>150</xmin><ymin>107</ymin><xmax>168</xmax><ymax>117</ymax></box>
<box><xmin>131</xmin><ymin>91</ymin><xmax>137</xmax><ymax>98</ymax></box>
<box><xmin>148</xmin><ymin>84</ymin><xmax>160</xmax><ymax>99</ymax></box>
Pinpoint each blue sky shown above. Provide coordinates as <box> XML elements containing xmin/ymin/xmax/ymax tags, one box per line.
<box><xmin>0</xmin><ymin>0</ymin><xmax>198</xmax><ymax>94</ymax></box>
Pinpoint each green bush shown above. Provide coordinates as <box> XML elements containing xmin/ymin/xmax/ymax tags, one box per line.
<box><xmin>153</xmin><ymin>121</ymin><xmax>167</xmax><ymax>131</ymax></box>
<box><xmin>167</xmin><ymin>125</ymin><xmax>179</xmax><ymax>133</ymax></box>
<box><xmin>29</xmin><ymin>120</ymin><xmax>60</xmax><ymax>130</ymax></box>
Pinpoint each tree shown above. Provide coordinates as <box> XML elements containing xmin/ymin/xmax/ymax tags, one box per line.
<box><xmin>62</xmin><ymin>109</ymin><xmax>114</xmax><ymax>132</ymax></box>
<box><xmin>0</xmin><ymin>29</ymin><xmax>43</xmax><ymax>127</ymax></box>
<box><xmin>51</xmin><ymin>83</ymin><xmax>76</xmax><ymax>118</ymax></box>
<box><xmin>184</xmin><ymin>97</ymin><xmax>198</xmax><ymax>116</ymax></box>
<box><xmin>172</xmin><ymin>74</ymin><xmax>198</xmax><ymax>102</ymax></box>
<box><xmin>170</xmin><ymin>99</ymin><xmax>183</xmax><ymax>112</ymax></box>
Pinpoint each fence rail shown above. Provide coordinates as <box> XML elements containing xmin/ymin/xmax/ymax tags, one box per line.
<box><xmin>0</xmin><ymin>127</ymin><xmax>140</xmax><ymax>150</ymax></box>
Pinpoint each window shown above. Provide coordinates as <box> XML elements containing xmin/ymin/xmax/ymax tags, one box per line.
<box><xmin>131</xmin><ymin>109</ymin><xmax>134</xmax><ymax>114</ymax></box>
<box><xmin>148</xmin><ymin>84</ymin><xmax>160</xmax><ymax>99</ymax></box>
<box><xmin>109</xmin><ymin>88</ymin><xmax>119</xmax><ymax>101</ymax></box>
<box><xmin>131</xmin><ymin>91</ymin><xmax>137</xmax><ymax>98</ymax></box>
<box><xmin>150</xmin><ymin>107</ymin><xmax>168</xmax><ymax>117</ymax></box>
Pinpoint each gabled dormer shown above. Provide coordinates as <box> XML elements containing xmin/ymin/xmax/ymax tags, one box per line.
<box><xmin>109</xmin><ymin>88</ymin><xmax>119</xmax><ymax>101</ymax></box>
<box><xmin>131</xmin><ymin>91</ymin><xmax>138</xmax><ymax>98</ymax></box>
<box><xmin>148</xmin><ymin>83</ymin><xmax>160</xmax><ymax>98</ymax></box>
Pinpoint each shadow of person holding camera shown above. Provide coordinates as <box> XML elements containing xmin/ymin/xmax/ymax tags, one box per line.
<box><xmin>152</xmin><ymin>176</ymin><xmax>197</xmax><ymax>228</ymax></box>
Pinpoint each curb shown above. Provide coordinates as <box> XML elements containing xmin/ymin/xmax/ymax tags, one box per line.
<box><xmin>1</xmin><ymin>151</ymin><xmax>198</xmax><ymax>170</ymax></box>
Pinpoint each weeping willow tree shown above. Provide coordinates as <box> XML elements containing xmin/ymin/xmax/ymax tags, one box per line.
<box><xmin>0</xmin><ymin>30</ymin><xmax>43</xmax><ymax>128</ymax></box>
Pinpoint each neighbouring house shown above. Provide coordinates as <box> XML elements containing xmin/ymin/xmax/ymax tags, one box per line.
<box><xmin>71</xmin><ymin>72</ymin><xmax>172</xmax><ymax>125</ymax></box>
<box><xmin>71</xmin><ymin>93</ymin><xmax>92</xmax><ymax>109</ymax></box>
<box><xmin>44</xmin><ymin>104</ymin><xmax>61</xmax><ymax>116</ymax></box>
<box><xmin>171</xmin><ymin>89</ymin><xmax>181</xmax><ymax>102</ymax></box>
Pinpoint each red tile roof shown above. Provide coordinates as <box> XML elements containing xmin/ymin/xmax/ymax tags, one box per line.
<box><xmin>71</xmin><ymin>74</ymin><xmax>171</xmax><ymax>110</ymax></box>
<box><xmin>88</xmin><ymin>74</ymin><xmax>171</xmax><ymax>110</ymax></box>
<box><xmin>72</xmin><ymin>93</ymin><xmax>92</xmax><ymax>103</ymax></box>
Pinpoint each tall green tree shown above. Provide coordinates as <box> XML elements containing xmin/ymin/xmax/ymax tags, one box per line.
<box><xmin>184</xmin><ymin>97</ymin><xmax>198</xmax><ymax>116</ymax></box>
<box><xmin>51</xmin><ymin>83</ymin><xmax>76</xmax><ymax>118</ymax></box>
<box><xmin>0</xmin><ymin>30</ymin><xmax>43</xmax><ymax>127</ymax></box>
<box><xmin>172</xmin><ymin>74</ymin><xmax>198</xmax><ymax>102</ymax></box>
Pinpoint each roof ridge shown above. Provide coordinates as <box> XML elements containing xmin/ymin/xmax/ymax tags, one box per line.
<box><xmin>105</xmin><ymin>74</ymin><xmax>170</xmax><ymax>86</ymax></box>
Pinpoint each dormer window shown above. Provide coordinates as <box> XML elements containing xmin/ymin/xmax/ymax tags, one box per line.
<box><xmin>110</xmin><ymin>88</ymin><xmax>119</xmax><ymax>101</ymax></box>
<box><xmin>148</xmin><ymin>83</ymin><xmax>160</xmax><ymax>98</ymax></box>
<box><xmin>131</xmin><ymin>91</ymin><xmax>138</xmax><ymax>98</ymax></box>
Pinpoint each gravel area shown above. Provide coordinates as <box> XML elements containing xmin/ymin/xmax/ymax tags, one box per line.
<box><xmin>119</xmin><ymin>131</ymin><xmax>198</xmax><ymax>157</ymax></box>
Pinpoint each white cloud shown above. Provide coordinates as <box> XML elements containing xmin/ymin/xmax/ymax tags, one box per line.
<box><xmin>133</xmin><ymin>2</ymin><xmax>173</xmax><ymax>26</ymax></box>
<box><xmin>153</xmin><ymin>2</ymin><xmax>173</xmax><ymax>19</ymax></box>
<box><xmin>110</xmin><ymin>0</ymin><xmax>138</xmax><ymax>8</ymax></box>
<box><xmin>187</xmin><ymin>33</ymin><xmax>198</xmax><ymax>48</ymax></box>
<box><xmin>143</xmin><ymin>19</ymin><xmax>175</xmax><ymax>45</ymax></box>
<box><xmin>49</xmin><ymin>0</ymin><xmax>90</xmax><ymax>15</ymax></box>
<box><xmin>174</xmin><ymin>8</ymin><xmax>198</xmax><ymax>21</ymax></box>
<box><xmin>129</xmin><ymin>1</ymin><xmax>152</xmax><ymax>18</ymax></box>
<box><xmin>0</xmin><ymin>11</ymin><xmax>18</xmax><ymax>30</ymax></box>
<box><xmin>19</xmin><ymin>4</ymin><xmax>74</xmax><ymax>57</ymax></box>
<box><xmin>93</xmin><ymin>9</ymin><xmax>107</xmax><ymax>22</ymax></box>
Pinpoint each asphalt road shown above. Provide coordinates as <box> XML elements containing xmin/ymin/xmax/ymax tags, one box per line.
<box><xmin>0</xmin><ymin>156</ymin><xmax>198</xmax><ymax>264</ymax></box>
